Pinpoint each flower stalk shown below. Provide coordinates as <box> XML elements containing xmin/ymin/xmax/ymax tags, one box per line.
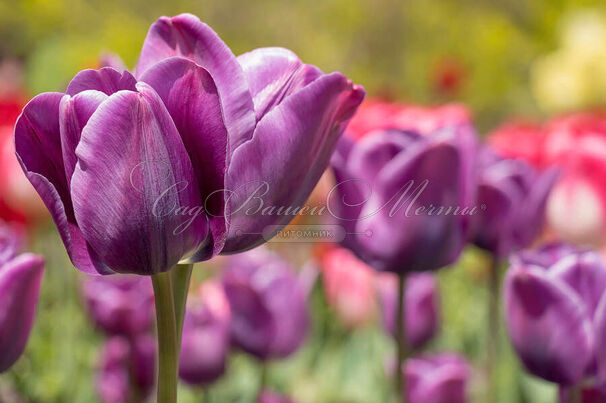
<box><xmin>396</xmin><ymin>273</ymin><xmax>408</xmax><ymax>403</ymax></box>
<box><xmin>152</xmin><ymin>271</ymin><xmax>179</xmax><ymax>403</ymax></box>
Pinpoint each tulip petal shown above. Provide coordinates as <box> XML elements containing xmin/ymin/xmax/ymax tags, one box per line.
<box><xmin>140</xmin><ymin>57</ymin><xmax>228</xmax><ymax>259</ymax></box>
<box><xmin>237</xmin><ymin>47</ymin><xmax>323</xmax><ymax>120</ymax></box>
<box><xmin>0</xmin><ymin>254</ymin><xmax>44</xmax><ymax>372</ymax></box>
<box><xmin>15</xmin><ymin>92</ymin><xmax>112</xmax><ymax>274</ymax></box>
<box><xmin>66</xmin><ymin>67</ymin><xmax>137</xmax><ymax>96</ymax></box>
<box><xmin>59</xmin><ymin>90</ymin><xmax>108</xmax><ymax>185</ymax></box>
<box><xmin>71</xmin><ymin>83</ymin><xmax>207</xmax><ymax>274</ymax></box>
<box><xmin>504</xmin><ymin>265</ymin><xmax>593</xmax><ymax>385</ymax></box>
<box><xmin>137</xmin><ymin>13</ymin><xmax>256</xmax><ymax>151</ymax></box>
<box><xmin>222</xmin><ymin>73</ymin><xmax>365</xmax><ymax>253</ymax></box>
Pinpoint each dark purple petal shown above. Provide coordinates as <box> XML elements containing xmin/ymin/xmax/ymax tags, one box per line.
<box><xmin>503</xmin><ymin>265</ymin><xmax>593</xmax><ymax>385</ymax></box>
<box><xmin>70</xmin><ymin>84</ymin><xmax>207</xmax><ymax>274</ymax></box>
<box><xmin>15</xmin><ymin>92</ymin><xmax>111</xmax><ymax>275</ymax></box>
<box><xmin>0</xmin><ymin>254</ymin><xmax>44</xmax><ymax>372</ymax></box>
<box><xmin>405</xmin><ymin>353</ymin><xmax>470</xmax><ymax>403</ymax></box>
<box><xmin>222</xmin><ymin>73</ymin><xmax>365</xmax><ymax>253</ymax></box>
<box><xmin>140</xmin><ymin>56</ymin><xmax>229</xmax><ymax>259</ymax></box>
<box><xmin>237</xmin><ymin>47</ymin><xmax>323</xmax><ymax>120</ymax></box>
<box><xmin>59</xmin><ymin>90</ymin><xmax>108</xmax><ymax>185</ymax></box>
<box><xmin>137</xmin><ymin>13</ymin><xmax>256</xmax><ymax>151</ymax></box>
<box><xmin>66</xmin><ymin>67</ymin><xmax>137</xmax><ymax>96</ymax></box>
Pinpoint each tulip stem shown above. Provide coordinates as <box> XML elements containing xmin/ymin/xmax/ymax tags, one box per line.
<box><xmin>172</xmin><ymin>263</ymin><xmax>193</xmax><ymax>349</ymax></box>
<box><xmin>487</xmin><ymin>256</ymin><xmax>501</xmax><ymax>401</ymax></box>
<box><xmin>152</xmin><ymin>271</ymin><xmax>179</xmax><ymax>403</ymax></box>
<box><xmin>395</xmin><ymin>273</ymin><xmax>408</xmax><ymax>403</ymax></box>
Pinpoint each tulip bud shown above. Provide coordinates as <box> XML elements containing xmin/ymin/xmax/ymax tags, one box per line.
<box><xmin>377</xmin><ymin>272</ymin><xmax>440</xmax><ymax>350</ymax></box>
<box><xmin>82</xmin><ymin>275</ymin><xmax>154</xmax><ymax>337</ymax></box>
<box><xmin>404</xmin><ymin>353</ymin><xmax>470</xmax><ymax>403</ymax></box>
<box><xmin>179</xmin><ymin>280</ymin><xmax>231</xmax><ymax>385</ymax></box>
<box><xmin>223</xmin><ymin>248</ymin><xmax>308</xmax><ymax>360</ymax></box>
<box><xmin>0</xmin><ymin>253</ymin><xmax>44</xmax><ymax>372</ymax></box>
<box><xmin>257</xmin><ymin>389</ymin><xmax>294</xmax><ymax>403</ymax></box>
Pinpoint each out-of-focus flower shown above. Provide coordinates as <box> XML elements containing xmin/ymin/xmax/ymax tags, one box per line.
<box><xmin>179</xmin><ymin>280</ymin><xmax>231</xmax><ymax>386</ymax></box>
<box><xmin>15</xmin><ymin>13</ymin><xmax>364</xmax><ymax>275</ymax></box>
<box><xmin>345</xmin><ymin>99</ymin><xmax>471</xmax><ymax>140</ymax></box>
<box><xmin>471</xmin><ymin>147</ymin><xmax>558</xmax><ymax>257</ymax></box>
<box><xmin>330</xmin><ymin>123</ymin><xmax>476</xmax><ymax>274</ymax></box>
<box><xmin>82</xmin><ymin>275</ymin><xmax>154</xmax><ymax>337</ymax></box>
<box><xmin>504</xmin><ymin>246</ymin><xmax>606</xmax><ymax>385</ymax></box>
<box><xmin>532</xmin><ymin>10</ymin><xmax>606</xmax><ymax>113</ymax></box>
<box><xmin>321</xmin><ymin>247</ymin><xmax>376</xmax><ymax>328</ymax></box>
<box><xmin>431</xmin><ymin>57</ymin><xmax>467</xmax><ymax>98</ymax></box>
<box><xmin>257</xmin><ymin>389</ymin><xmax>294</xmax><ymax>403</ymax></box>
<box><xmin>96</xmin><ymin>334</ymin><xmax>155</xmax><ymax>403</ymax></box>
<box><xmin>377</xmin><ymin>273</ymin><xmax>440</xmax><ymax>350</ymax></box>
<box><xmin>489</xmin><ymin>113</ymin><xmax>606</xmax><ymax>246</ymax></box>
<box><xmin>404</xmin><ymin>353</ymin><xmax>470</xmax><ymax>403</ymax></box>
<box><xmin>223</xmin><ymin>248</ymin><xmax>308</xmax><ymax>360</ymax></box>
<box><xmin>0</xmin><ymin>221</ymin><xmax>44</xmax><ymax>372</ymax></box>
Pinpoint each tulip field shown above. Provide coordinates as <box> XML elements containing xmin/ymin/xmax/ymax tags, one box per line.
<box><xmin>4</xmin><ymin>1</ymin><xmax>606</xmax><ymax>403</ymax></box>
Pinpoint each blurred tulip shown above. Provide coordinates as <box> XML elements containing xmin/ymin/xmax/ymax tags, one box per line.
<box><xmin>489</xmin><ymin>113</ymin><xmax>606</xmax><ymax>246</ymax></box>
<box><xmin>471</xmin><ymin>147</ymin><xmax>558</xmax><ymax>257</ymax></box>
<box><xmin>504</xmin><ymin>246</ymin><xmax>606</xmax><ymax>385</ymax></box>
<box><xmin>404</xmin><ymin>353</ymin><xmax>470</xmax><ymax>403</ymax></box>
<box><xmin>15</xmin><ymin>13</ymin><xmax>364</xmax><ymax>275</ymax></box>
<box><xmin>330</xmin><ymin>124</ymin><xmax>477</xmax><ymax>274</ymax></box>
<box><xmin>0</xmin><ymin>224</ymin><xmax>44</xmax><ymax>372</ymax></box>
<box><xmin>321</xmin><ymin>247</ymin><xmax>376</xmax><ymax>328</ymax></box>
<box><xmin>82</xmin><ymin>275</ymin><xmax>154</xmax><ymax>337</ymax></box>
<box><xmin>377</xmin><ymin>273</ymin><xmax>440</xmax><ymax>350</ymax></box>
<box><xmin>96</xmin><ymin>334</ymin><xmax>155</xmax><ymax>403</ymax></box>
<box><xmin>0</xmin><ymin>221</ymin><xmax>23</xmax><ymax>267</ymax></box>
<box><xmin>223</xmin><ymin>248</ymin><xmax>308</xmax><ymax>360</ymax></box>
<box><xmin>179</xmin><ymin>280</ymin><xmax>231</xmax><ymax>386</ymax></box>
<box><xmin>559</xmin><ymin>386</ymin><xmax>606</xmax><ymax>403</ymax></box>
<box><xmin>345</xmin><ymin>99</ymin><xmax>471</xmax><ymax>140</ymax></box>
<box><xmin>258</xmin><ymin>389</ymin><xmax>294</xmax><ymax>403</ymax></box>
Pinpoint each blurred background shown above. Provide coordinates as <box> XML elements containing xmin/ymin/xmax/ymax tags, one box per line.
<box><xmin>2</xmin><ymin>0</ymin><xmax>606</xmax><ymax>402</ymax></box>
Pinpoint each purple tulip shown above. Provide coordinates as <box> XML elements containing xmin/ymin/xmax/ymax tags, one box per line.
<box><xmin>179</xmin><ymin>280</ymin><xmax>231</xmax><ymax>385</ymax></box>
<box><xmin>503</xmin><ymin>246</ymin><xmax>606</xmax><ymax>385</ymax></box>
<box><xmin>0</xmin><ymin>222</ymin><xmax>23</xmax><ymax>267</ymax></box>
<box><xmin>82</xmin><ymin>275</ymin><xmax>154</xmax><ymax>337</ymax></box>
<box><xmin>404</xmin><ymin>353</ymin><xmax>470</xmax><ymax>403</ymax></box>
<box><xmin>0</xmin><ymin>252</ymin><xmax>44</xmax><ymax>372</ymax></box>
<box><xmin>257</xmin><ymin>389</ymin><xmax>294</xmax><ymax>403</ymax></box>
<box><xmin>222</xmin><ymin>248</ymin><xmax>308</xmax><ymax>360</ymax></box>
<box><xmin>329</xmin><ymin>125</ymin><xmax>476</xmax><ymax>274</ymax></box>
<box><xmin>559</xmin><ymin>386</ymin><xmax>606</xmax><ymax>403</ymax></box>
<box><xmin>471</xmin><ymin>147</ymin><xmax>558</xmax><ymax>257</ymax></box>
<box><xmin>96</xmin><ymin>334</ymin><xmax>155</xmax><ymax>403</ymax></box>
<box><xmin>15</xmin><ymin>13</ymin><xmax>364</xmax><ymax>275</ymax></box>
<box><xmin>377</xmin><ymin>273</ymin><xmax>440</xmax><ymax>349</ymax></box>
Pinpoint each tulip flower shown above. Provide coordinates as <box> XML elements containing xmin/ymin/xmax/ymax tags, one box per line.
<box><xmin>82</xmin><ymin>275</ymin><xmax>154</xmax><ymax>337</ymax></box>
<box><xmin>504</xmin><ymin>245</ymin><xmax>606</xmax><ymax>387</ymax></box>
<box><xmin>96</xmin><ymin>335</ymin><xmax>155</xmax><ymax>403</ymax></box>
<box><xmin>222</xmin><ymin>247</ymin><xmax>308</xmax><ymax>360</ymax></box>
<box><xmin>0</xmin><ymin>221</ymin><xmax>44</xmax><ymax>372</ymax></box>
<box><xmin>321</xmin><ymin>247</ymin><xmax>376</xmax><ymax>328</ymax></box>
<box><xmin>472</xmin><ymin>147</ymin><xmax>558</xmax><ymax>258</ymax></box>
<box><xmin>179</xmin><ymin>280</ymin><xmax>231</xmax><ymax>386</ymax></box>
<box><xmin>559</xmin><ymin>386</ymin><xmax>606</xmax><ymax>403</ymax></box>
<box><xmin>377</xmin><ymin>272</ymin><xmax>440</xmax><ymax>350</ymax></box>
<box><xmin>403</xmin><ymin>353</ymin><xmax>470</xmax><ymax>403</ymax></box>
<box><xmin>15</xmin><ymin>13</ymin><xmax>364</xmax><ymax>276</ymax></box>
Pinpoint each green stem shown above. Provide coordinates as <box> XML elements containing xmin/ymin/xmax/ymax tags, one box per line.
<box><xmin>257</xmin><ymin>361</ymin><xmax>268</xmax><ymax>399</ymax></box>
<box><xmin>395</xmin><ymin>273</ymin><xmax>408</xmax><ymax>403</ymax></box>
<box><xmin>172</xmin><ymin>263</ymin><xmax>193</xmax><ymax>349</ymax></box>
<box><xmin>152</xmin><ymin>271</ymin><xmax>179</xmax><ymax>403</ymax></box>
<box><xmin>487</xmin><ymin>256</ymin><xmax>500</xmax><ymax>401</ymax></box>
<box><xmin>568</xmin><ymin>384</ymin><xmax>582</xmax><ymax>403</ymax></box>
